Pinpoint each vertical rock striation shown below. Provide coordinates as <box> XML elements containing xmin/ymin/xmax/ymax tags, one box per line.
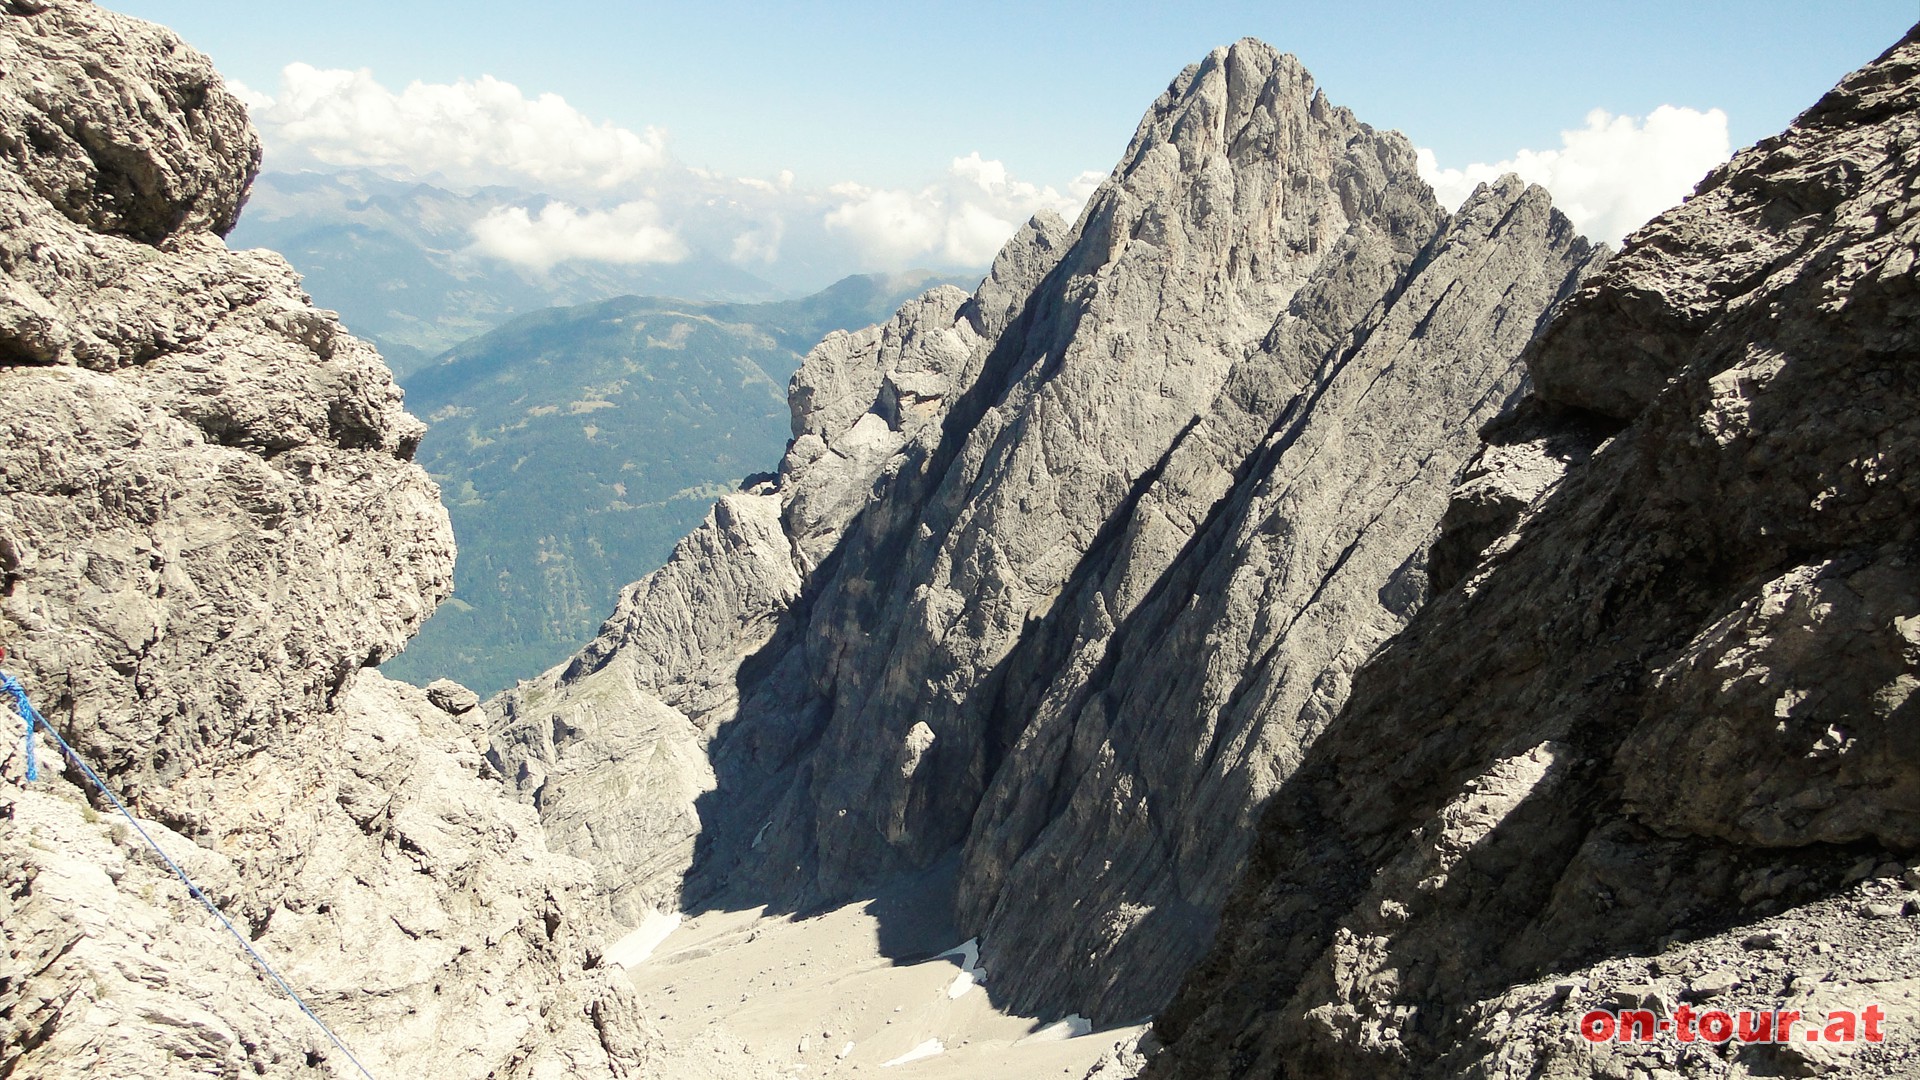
<box><xmin>490</xmin><ymin>38</ymin><xmax>1600</xmax><ymax>1023</ymax></box>
<box><xmin>955</xmin><ymin>172</ymin><xmax>1596</xmax><ymax>1022</ymax></box>
<box><xmin>1150</xmin><ymin>24</ymin><xmax>1920</xmax><ymax>1080</ymax></box>
<box><xmin>0</xmin><ymin>3</ymin><xmax>651</xmax><ymax>1076</ymax></box>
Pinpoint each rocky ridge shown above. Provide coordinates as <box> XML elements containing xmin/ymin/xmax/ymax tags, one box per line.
<box><xmin>0</xmin><ymin>3</ymin><xmax>650</xmax><ymax>1076</ymax></box>
<box><xmin>1148</xmin><ymin>24</ymin><xmax>1920</xmax><ymax>1080</ymax></box>
<box><xmin>488</xmin><ymin>37</ymin><xmax>1602</xmax><ymax>1025</ymax></box>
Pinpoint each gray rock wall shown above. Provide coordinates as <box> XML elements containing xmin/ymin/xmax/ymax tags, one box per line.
<box><xmin>956</xmin><ymin>174</ymin><xmax>1598</xmax><ymax>1022</ymax></box>
<box><xmin>0</xmin><ymin>3</ymin><xmax>652</xmax><ymax>1076</ymax></box>
<box><xmin>1149</xmin><ymin>24</ymin><xmax>1920</xmax><ymax>1080</ymax></box>
<box><xmin>490</xmin><ymin>38</ymin><xmax>1600</xmax><ymax>1024</ymax></box>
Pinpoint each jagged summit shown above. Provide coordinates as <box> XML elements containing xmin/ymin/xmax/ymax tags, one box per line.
<box><xmin>10</xmin><ymin>2</ymin><xmax>1917</xmax><ymax>1077</ymax></box>
<box><xmin>487</xmin><ymin>33</ymin><xmax>1600</xmax><ymax>1025</ymax></box>
<box><xmin>1150</xmin><ymin>22</ymin><xmax>1920</xmax><ymax>1080</ymax></box>
<box><xmin>11</xmin><ymin>2</ymin><xmax>1920</xmax><ymax>1076</ymax></box>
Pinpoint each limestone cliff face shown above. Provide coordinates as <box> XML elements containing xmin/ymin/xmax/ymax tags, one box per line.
<box><xmin>1150</xmin><ymin>25</ymin><xmax>1920</xmax><ymax>1080</ymax></box>
<box><xmin>0</xmin><ymin>3</ymin><xmax>649</xmax><ymax>1076</ymax></box>
<box><xmin>489</xmin><ymin>38</ymin><xmax>1600</xmax><ymax>1023</ymax></box>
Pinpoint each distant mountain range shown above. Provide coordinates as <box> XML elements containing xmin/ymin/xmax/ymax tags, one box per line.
<box><xmin>228</xmin><ymin>167</ymin><xmax>980</xmax><ymax>693</ymax></box>
<box><xmin>381</xmin><ymin>271</ymin><xmax>977</xmax><ymax>695</ymax></box>
<box><xmin>229</xmin><ymin>170</ymin><xmax>783</xmax><ymax>374</ymax></box>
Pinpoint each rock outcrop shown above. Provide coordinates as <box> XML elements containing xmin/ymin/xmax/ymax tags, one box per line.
<box><xmin>0</xmin><ymin>3</ymin><xmax>650</xmax><ymax>1076</ymax></box>
<box><xmin>1149</xmin><ymin>24</ymin><xmax>1920</xmax><ymax>1080</ymax></box>
<box><xmin>489</xmin><ymin>38</ymin><xmax>1601</xmax><ymax>1024</ymax></box>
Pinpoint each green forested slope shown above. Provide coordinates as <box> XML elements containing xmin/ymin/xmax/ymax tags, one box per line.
<box><xmin>384</xmin><ymin>272</ymin><xmax>972</xmax><ymax>694</ymax></box>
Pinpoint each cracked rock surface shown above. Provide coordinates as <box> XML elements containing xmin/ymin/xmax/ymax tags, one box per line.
<box><xmin>489</xmin><ymin>38</ymin><xmax>1600</xmax><ymax>1024</ymax></box>
<box><xmin>1149</xmin><ymin>24</ymin><xmax>1920</xmax><ymax>1080</ymax></box>
<box><xmin>0</xmin><ymin>3</ymin><xmax>652</xmax><ymax>1076</ymax></box>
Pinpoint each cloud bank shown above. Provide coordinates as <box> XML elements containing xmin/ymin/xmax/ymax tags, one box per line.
<box><xmin>1417</xmin><ymin>106</ymin><xmax>1732</xmax><ymax>244</ymax></box>
<box><xmin>234</xmin><ymin>63</ymin><xmax>1097</xmax><ymax>280</ymax></box>
<box><xmin>232</xmin><ymin>64</ymin><xmax>668</xmax><ymax>191</ymax></box>
<box><xmin>468</xmin><ymin>201</ymin><xmax>687</xmax><ymax>270</ymax></box>
<box><xmin>823</xmin><ymin>153</ymin><xmax>1105</xmax><ymax>266</ymax></box>
<box><xmin>235</xmin><ymin>65</ymin><xmax>1734</xmax><ymax>280</ymax></box>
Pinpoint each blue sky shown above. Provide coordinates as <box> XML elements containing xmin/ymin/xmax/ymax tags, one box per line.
<box><xmin>106</xmin><ymin>1</ymin><xmax>1916</xmax><ymax>187</ymax></box>
<box><xmin>102</xmin><ymin>1</ymin><xmax>1920</xmax><ymax>288</ymax></box>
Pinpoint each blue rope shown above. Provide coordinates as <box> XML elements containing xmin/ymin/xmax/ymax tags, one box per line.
<box><xmin>3</xmin><ymin>671</ymin><xmax>40</xmax><ymax>781</ymax></box>
<box><xmin>3</xmin><ymin>669</ymin><xmax>379</xmax><ymax>1080</ymax></box>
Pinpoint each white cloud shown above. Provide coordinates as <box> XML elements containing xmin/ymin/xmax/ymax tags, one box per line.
<box><xmin>730</xmin><ymin>216</ymin><xmax>786</xmax><ymax>264</ymax></box>
<box><xmin>824</xmin><ymin>153</ymin><xmax>1106</xmax><ymax>267</ymax></box>
<box><xmin>736</xmin><ymin>169</ymin><xmax>796</xmax><ymax>195</ymax></box>
<box><xmin>1417</xmin><ymin>106</ymin><xmax>1732</xmax><ymax>243</ymax></box>
<box><xmin>468</xmin><ymin>200</ymin><xmax>686</xmax><ymax>270</ymax></box>
<box><xmin>239</xmin><ymin>63</ymin><xmax>668</xmax><ymax>190</ymax></box>
<box><xmin>823</xmin><ymin>184</ymin><xmax>946</xmax><ymax>263</ymax></box>
<box><xmin>234</xmin><ymin>61</ymin><xmax>1108</xmax><ymax>283</ymax></box>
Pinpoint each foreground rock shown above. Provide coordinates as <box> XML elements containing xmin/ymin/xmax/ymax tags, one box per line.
<box><xmin>490</xmin><ymin>38</ymin><xmax>1600</xmax><ymax>1022</ymax></box>
<box><xmin>2</xmin><ymin>675</ymin><xmax>653</xmax><ymax>1078</ymax></box>
<box><xmin>0</xmin><ymin>3</ymin><xmax>649</xmax><ymax>1075</ymax></box>
<box><xmin>1149</xmin><ymin>24</ymin><xmax>1920</xmax><ymax>1080</ymax></box>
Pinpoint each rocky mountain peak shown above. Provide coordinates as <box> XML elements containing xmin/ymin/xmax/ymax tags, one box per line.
<box><xmin>1149</xmin><ymin>21</ymin><xmax>1920</xmax><ymax>1079</ymax></box>
<box><xmin>10</xmin><ymin>2</ymin><xmax>1917</xmax><ymax>1077</ymax></box>
<box><xmin>487</xmin><ymin>31</ymin><xmax>1601</xmax><ymax>1030</ymax></box>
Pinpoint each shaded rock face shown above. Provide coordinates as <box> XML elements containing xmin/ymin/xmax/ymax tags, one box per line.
<box><xmin>0</xmin><ymin>3</ymin><xmax>650</xmax><ymax>1076</ymax></box>
<box><xmin>1150</xmin><ymin>25</ymin><xmax>1920</xmax><ymax>1080</ymax></box>
<box><xmin>490</xmin><ymin>39</ymin><xmax>1599</xmax><ymax>1022</ymax></box>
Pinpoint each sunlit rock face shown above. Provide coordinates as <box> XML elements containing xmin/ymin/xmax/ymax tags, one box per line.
<box><xmin>1152</xmin><ymin>24</ymin><xmax>1920</xmax><ymax>1080</ymax></box>
<box><xmin>490</xmin><ymin>36</ymin><xmax>1600</xmax><ymax>1025</ymax></box>
<box><xmin>0</xmin><ymin>3</ymin><xmax>653</xmax><ymax>1076</ymax></box>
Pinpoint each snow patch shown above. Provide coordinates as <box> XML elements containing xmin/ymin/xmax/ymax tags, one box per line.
<box><xmin>603</xmin><ymin>910</ymin><xmax>682</xmax><ymax>969</ymax></box>
<box><xmin>937</xmin><ymin>937</ymin><xmax>988</xmax><ymax>998</ymax></box>
<box><xmin>946</xmin><ymin>969</ymin><xmax>977</xmax><ymax>999</ymax></box>
<box><xmin>1018</xmin><ymin>1014</ymin><xmax>1094</xmax><ymax>1044</ymax></box>
<box><xmin>881</xmin><ymin>1039</ymin><xmax>945</xmax><ymax>1067</ymax></box>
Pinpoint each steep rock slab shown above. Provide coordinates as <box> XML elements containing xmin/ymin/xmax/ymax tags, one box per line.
<box><xmin>1151</xmin><ymin>24</ymin><xmax>1920</xmax><ymax>1080</ymax></box>
<box><xmin>495</xmin><ymin>38</ymin><xmax>1451</xmax><ymax>911</ymax></box>
<box><xmin>491</xmin><ymin>39</ymin><xmax>1598</xmax><ymax>1026</ymax></box>
<box><xmin>0</xmin><ymin>3</ymin><xmax>650</xmax><ymax>1076</ymax></box>
<box><xmin>0</xmin><ymin>1</ymin><xmax>440</xmax><ymax>800</ymax></box>
<box><xmin>2</xmin><ymin>675</ymin><xmax>656</xmax><ymax>1079</ymax></box>
<box><xmin>956</xmin><ymin>176</ymin><xmax>1598</xmax><ymax>1023</ymax></box>
<box><xmin>490</xmin><ymin>280</ymin><xmax>1002</xmax><ymax>923</ymax></box>
<box><xmin>783</xmin><ymin>42</ymin><xmax>1449</xmax><ymax>901</ymax></box>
